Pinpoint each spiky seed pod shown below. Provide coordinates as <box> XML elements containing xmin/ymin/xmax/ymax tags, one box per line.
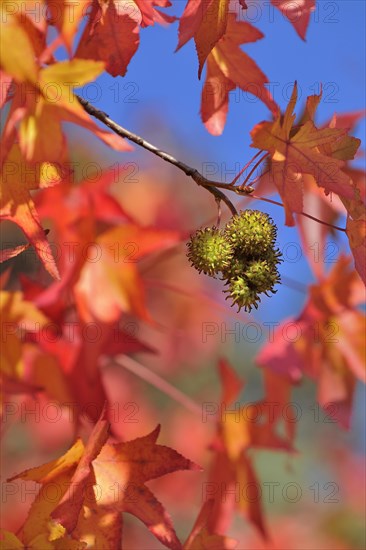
<box><xmin>221</xmin><ymin>254</ymin><xmax>248</xmax><ymax>280</ymax></box>
<box><xmin>224</xmin><ymin>276</ymin><xmax>261</xmax><ymax>312</ymax></box>
<box><xmin>224</xmin><ymin>210</ymin><xmax>277</xmax><ymax>256</ymax></box>
<box><xmin>222</xmin><ymin>248</ymin><xmax>282</xmax><ymax>284</ymax></box>
<box><xmin>266</xmin><ymin>247</ymin><xmax>283</xmax><ymax>266</ymax></box>
<box><xmin>187</xmin><ymin>210</ymin><xmax>282</xmax><ymax>313</ymax></box>
<box><xmin>186</xmin><ymin>227</ymin><xmax>234</xmax><ymax>277</ymax></box>
<box><xmin>245</xmin><ymin>259</ymin><xmax>281</xmax><ymax>293</ymax></box>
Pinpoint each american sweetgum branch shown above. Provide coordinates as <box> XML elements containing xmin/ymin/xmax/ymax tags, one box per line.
<box><xmin>77</xmin><ymin>96</ymin><xmax>346</xmax><ymax>233</ymax></box>
<box><xmin>77</xmin><ymin>95</ymin><xmax>238</xmax><ymax>216</ymax></box>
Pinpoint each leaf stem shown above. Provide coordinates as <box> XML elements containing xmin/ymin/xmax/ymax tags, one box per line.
<box><xmin>239</xmin><ymin>152</ymin><xmax>269</xmax><ymax>189</ymax></box>
<box><xmin>230</xmin><ymin>150</ymin><xmax>264</xmax><ymax>185</ymax></box>
<box><xmin>248</xmin><ymin>194</ymin><xmax>347</xmax><ymax>232</ymax></box>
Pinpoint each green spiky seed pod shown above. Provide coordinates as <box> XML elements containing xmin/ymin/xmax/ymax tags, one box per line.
<box><xmin>245</xmin><ymin>259</ymin><xmax>280</xmax><ymax>293</ymax></box>
<box><xmin>187</xmin><ymin>210</ymin><xmax>282</xmax><ymax>313</ymax></box>
<box><xmin>224</xmin><ymin>276</ymin><xmax>261</xmax><ymax>312</ymax></box>
<box><xmin>224</xmin><ymin>210</ymin><xmax>277</xmax><ymax>256</ymax></box>
<box><xmin>221</xmin><ymin>255</ymin><xmax>248</xmax><ymax>280</ymax></box>
<box><xmin>266</xmin><ymin>247</ymin><xmax>283</xmax><ymax>266</ymax></box>
<box><xmin>222</xmin><ymin>247</ymin><xmax>282</xmax><ymax>284</ymax></box>
<box><xmin>187</xmin><ymin>227</ymin><xmax>234</xmax><ymax>277</ymax></box>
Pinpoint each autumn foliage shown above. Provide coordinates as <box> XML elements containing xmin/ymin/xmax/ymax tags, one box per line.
<box><xmin>0</xmin><ymin>1</ymin><xmax>365</xmax><ymax>549</ymax></box>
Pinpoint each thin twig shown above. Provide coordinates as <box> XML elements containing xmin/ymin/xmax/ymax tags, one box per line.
<box><xmin>113</xmin><ymin>354</ymin><xmax>202</xmax><ymax>417</ymax></box>
<box><xmin>238</xmin><ymin>152</ymin><xmax>269</xmax><ymax>190</ymax></box>
<box><xmin>281</xmin><ymin>275</ymin><xmax>308</xmax><ymax>294</ymax></box>
<box><xmin>248</xmin><ymin>194</ymin><xmax>347</xmax><ymax>232</ymax></box>
<box><xmin>77</xmin><ymin>95</ymin><xmax>238</xmax><ymax>216</ymax></box>
<box><xmin>230</xmin><ymin>150</ymin><xmax>264</xmax><ymax>186</ymax></box>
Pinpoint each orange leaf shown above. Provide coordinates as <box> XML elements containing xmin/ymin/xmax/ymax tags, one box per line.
<box><xmin>7</xmin><ymin>421</ymin><xmax>200</xmax><ymax>550</ymax></box>
<box><xmin>257</xmin><ymin>256</ymin><xmax>366</xmax><ymax>428</ymax></box>
<box><xmin>201</xmin><ymin>15</ymin><xmax>278</xmax><ymax>135</ymax></box>
<box><xmin>195</xmin><ymin>0</ymin><xmax>230</xmax><ymax>78</ymax></box>
<box><xmin>206</xmin><ymin>361</ymin><xmax>294</xmax><ymax>539</ymax></box>
<box><xmin>75</xmin><ymin>1</ymin><xmax>140</xmax><ymax>77</ymax></box>
<box><xmin>134</xmin><ymin>0</ymin><xmax>175</xmax><ymax>27</ymax></box>
<box><xmin>177</xmin><ymin>0</ymin><xmax>229</xmax><ymax>71</ymax></box>
<box><xmin>250</xmin><ymin>83</ymin><xmax>361</xmax><ymax>225</ymax></box>
<box><xmin>218</xmin><ymin>358</ymin><xmax>243</xmax><ymax>405</ymax></box>
<box><xmin>0</xmin><ymin>242</ymin><xmax>31</xmax><ymax>264</ymax></box>
<box><xmin>50</xmin><ymin>409</ymin><xmax>110</xmax><ymax>532</ymax></box>
<box><xmin>346</xmin><ymin>216</ymin><xmax>366</xmax><ymax>285</ymax></box>
<box><xmin>184</xmin><ymin>499</ymin><xmax>237</xmax><ymax>549</ymax></box>
<box><xmin>88</xmin><ymin>425</ymin><xmax>201</xmax><ymax>548</ymax></box>
<box><xmin>0</xmin><ymin>145</ymin><xmax>60</xmax><ymax>278</ymax></box>
<box><xmin>0</xmin><ymin>10</ymin><xmax>38</xmax><ymax>83</ymax></box>
<box><xmin>46</xmin><ymin>0</ymin><xmax>90</xmax><ymax>51</ymax></box>
<box><xmin>74</xmin><ymin>224</ymin><xmax>182</xmax><ymax>323</ymax></box>
<box><xmin>340</xmin><ymin>174</ymin><xmax>366</xmax><ymax>285</ymax></box>
<box><xmin>2</xmin><ymin>16</ymin><xmax>132</xmax><ymax>165</ymax></box>
<box><xmin>75</xmin><ymin>0</ymin><xmax>174</xmax><ymax>77</ymax></box>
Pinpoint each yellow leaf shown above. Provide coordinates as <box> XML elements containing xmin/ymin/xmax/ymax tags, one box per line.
<box><xmin>0</xmin><ymin>10</ymin><xmax>38</xmax><ymax>82</ymax></box>
<box><xmin>52</xmin><ymin>0</ymin><xmax>87</xmax><ymax>51</ymax></box>
<box><xmin>0</xmin><ymin>529</ymin><xmax>23</xmax><ymax>549</ymax></box>
<box><xmin>19</xmin><ymin>103</ymin><xmax>66</xmax><ymax>163</ymax></box>
<box><xmin>9</xmin><ymin>439</ymin><xmax>84</xmax><ymax>484</ymax></box>
<box><xmin>195</xmin><ymin>0</ymin><xmax>230</xmax><ymax>77</ymax></box>
<box><xmin>221</xmin><ymin>411</ymin><xmax>250</xmax><ymax>461</ymax></box>
<box><xmin>19</xmin><ymin>115</ymin><xmax>37</xmax><ymax>161</ymax></box>
<box><xmin>0</xmin><ymin>290</ymin><xmax>49</xmax><ymax>379</ymax></box>
<box><xmin>26</xmin><ymin>533</ymin><xmax>54</xmax><ymax>549</ymax></box>
<box><xmin>48</xmin><ymin>521</ymin><xmax>66</xmax><ymax>542</ymax></box>
<box><xmin>272</xmin><ymin>150</ymin><xmax>285</xmax><ymax>162</ymax></box>
<box><xmin>41</xmin><ymin>59</ymin><xmax>105</xmax><ymax>94</ymax></box>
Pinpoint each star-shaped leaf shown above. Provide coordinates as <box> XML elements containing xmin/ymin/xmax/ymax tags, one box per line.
<box><xmin>250</xmin><ymin>82</ymin><xmax>361</xmax><ymax>225</ymax></box>
<box><xmin>201</xmin><ymin>15</ymin><xmax>278</xmax><ymax>135</ymax></box>
<box><xmin>8</xmin><ymin>418</ymin><xmax>201</xmax><ymax>550</ymax></box>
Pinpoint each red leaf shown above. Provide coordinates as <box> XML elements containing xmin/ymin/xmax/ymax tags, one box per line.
<box><xmin>271</xmin><ymin>0</ymin><xmax>316</xmax><ymax>40</ymax></box>
<box><xmin>201</xmin><ymin>16</ymin><xmax>278</xmax><ymax>135</ymax></box>
<box><xmin>257</xmin><ymin>256</ymin><xmax>366</xmax><ymax>428</ymax></box>
<box><xmin>250</xmin><ymin>83</ymin><xmax>361</xmax><ymax>225</ymax></box>
<box><xmin>134</xmin><ymin>0</ymin><xmax>175</xmax><ymax>27</ymax></box>
<box><xmin>184</xmin><ymin>499</ymin><xmax>237</xmax><ymax>549</ymax></box>
<box><xmin>75</xmin><ymin>1</ymin><xmax>140</xmax><ymax>77</ymax></box>
<box><xmin>76</xmin><ymin>0</ymin><xmax>174</xmax><ymax>77</ymax></box>
<box><xmin>218</xmin><ymin>358</ymin><xmax>244</xmax><ymax>405</ymax></box>
<box><xmin>0</xmin><ymin>242</ymin><xmax>31</xmax><ymax>264</ymax></box>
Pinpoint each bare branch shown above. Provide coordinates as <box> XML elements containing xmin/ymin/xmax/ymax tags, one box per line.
<box><xmin>77</xmin><ymin>95</ymin><xmax>238</xmax><ymax>216</ymax></box>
